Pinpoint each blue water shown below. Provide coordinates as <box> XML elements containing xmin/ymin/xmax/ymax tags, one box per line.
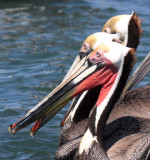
<box><xmin>0</xmin><ymin>0</ymin><xmax>150</xmax><ymax>159</ymax></box>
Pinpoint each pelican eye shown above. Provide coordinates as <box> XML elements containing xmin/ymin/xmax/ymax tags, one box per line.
<box><xmin>104</xmin><ymin>27</ymin><xmax>111</xmax><ymax>33</ymax></box>
<box><xmin>96</xmin><ymin>52</ymin><xmax>100</xmax><ymax>57</ymax></box>
<box><xmin>84</xmin><ymin>44</ymin><xmax>87</xmax><ymax>50</ymax></box>
<box><xmin>104</xmin><ymin>29</ymin><xmax>107</xmax><ymax>33</ymax></box>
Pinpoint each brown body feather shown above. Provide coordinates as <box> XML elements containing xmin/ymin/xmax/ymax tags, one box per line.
<box><xmin>56</xmin><ymin>86</ymin><xmax>150</xmax><ymax>159</ymax></box>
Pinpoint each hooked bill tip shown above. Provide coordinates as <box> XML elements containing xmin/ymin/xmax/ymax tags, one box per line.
<box><xmin>10</xmin><ymin>123</ymin><xmax>17</xmax><ymax>129</ymax></box>
<box><xmin>8</xmin><ymin>123</ymin><xmax>18</xmax><ymax>135</ymax></box>
<box><xmin>9</xmin><ymin>124</ymin><xmax>21</xmax><ymax>135</ymax></box>
<box><xmin>30</xmin><ymin>131</ymin><xmax>35</xmax><ymax>137</ymax></box>
<box><xmin>12</xmin><ymin>130</ymin><xmax>16</xmax><ymax>135</ymax></box>
<box><xmin>8</xmin><ymin>128</ymin><xmax>16</xmax><ymax>135</ymax></box>
<box><xmin>8</xmin><ymin>125</ymin><xmax>12</xmax><ymax>133</ymax></box>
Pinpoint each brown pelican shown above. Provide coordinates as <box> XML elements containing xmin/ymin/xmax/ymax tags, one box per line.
<box><xmin>55</xmin><ymin>49</ymin><xmax>150</xmax><ymax>160</ymax></box>
<box><xmin>28</xmin><ymin>31</ymin><xmax>123</xmax><ymax>136</ymax></box>
<box><xmin>57</xmin><ymin>12</ymin><xmax>143</xmax><ymax>147</ymax></box>
<box><xmin>74</xmin><ymin>42</ymin><xmax>137</xmax><ymax>159</ymax></box>
<box><xmin>9</xmin><ymin>31</ymin><xmax>122</xmax><ymax>133</ymax></box>
<box><xmin>9</xmin><ymin>40</ymin><xmax>150</xmax><ymax>159</ymax></box>
<box><xmin>28</xmin><ymin>12</ymin><xmax>143</xmax><ymax>140</ymax></box>
<box><xmin>9</xmin><ymin>12</ymin><xmax>150</xmax><ymax>159</ymax></box>
<box><xmin>55</xmin><ymin>52</ymin><xmax>150</xmax><ymax>159</ymax></box>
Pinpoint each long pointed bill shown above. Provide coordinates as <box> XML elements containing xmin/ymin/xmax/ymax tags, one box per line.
<box><xmin>30</xmin><ymin>55</ymin><xmax>82</xmax><ymax>136</ymax></box>
<box><xmin>9</xmin><ymin>55</ymin><xmax>106</xmax><ymax>135</ymax></box>
<box><xmin>62</xmin><ymin>55</ymin><xmax>81</xmax><ymax>83</ymax></box>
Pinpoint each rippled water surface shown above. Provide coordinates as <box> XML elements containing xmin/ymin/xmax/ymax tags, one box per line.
<box><xmin>0</xmin><ymin>0</ymin><xmax>150</xmax><ymax>159</ymax></box>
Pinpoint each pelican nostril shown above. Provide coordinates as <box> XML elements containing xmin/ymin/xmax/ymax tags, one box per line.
<box><xmin>92</xmin><ymin>58</ymin><xmax>96</xmax><ymax>61</ymax></box>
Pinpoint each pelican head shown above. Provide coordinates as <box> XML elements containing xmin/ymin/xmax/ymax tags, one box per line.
<box><xmin>102</xmin><ymin>12</ymin><xmax>142</xmax><ymax>49</ymax></box>
<box><xmin>79</xmin><ymin>32</ymin><xmax>122</xmax><ymax>59</ymax></box>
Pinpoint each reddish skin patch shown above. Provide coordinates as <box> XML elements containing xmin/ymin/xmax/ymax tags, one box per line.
<box><xmin>81</xmin><ymin>49</ymin><xmax>118</xmax><ymax>106</ymax></box>
<box><xmin>60</xmin><ymin>115</ymin><xmax>68</xmax><ymax>126</ymax></box>
<box><xmin>89</xmin><ymin>49</ymin><xmax>106</xmax><ymax>64</ymax></box>
<box><xmin>72</xmin><ymin>59</ymin><xmax>118</xmax><ymax>107</ymax></box>
<box><xmin>11</xmin><ymin>123</ymin><xmax>17</xmax><ymax>129</ymax></box>
<box><xmin>96</xmin><ymin>71</ymin><xmax>117</xmax><ymax>106</ymax></box>
<box><xmin>60</xmin><ymin>120</ymin><xmax>65</xmax><ymax>126</ymax></box>
<box><xmin>31</xmin><ymin>121</ymin><xmax>38</xmax><ymax>133</ymax></box>
<box><xmin>31</xmin><ymin>119</ymin><xmax>42</xmax><ymax>133</ymax></box>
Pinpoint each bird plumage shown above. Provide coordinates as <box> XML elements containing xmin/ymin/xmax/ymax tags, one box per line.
<box><xmin>56</xmin><ymin>86</ymin><xmax>150</xmax><ymax>160</ymax></box>
<box><xmin>9</xmin><ymin>12</ymin><xmax>150</xmax><ymax>160</ymax></box>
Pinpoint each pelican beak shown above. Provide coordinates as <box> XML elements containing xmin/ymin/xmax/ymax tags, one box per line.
<box><xmin>9</xmin><ymin>54</ymin><xmax>106</xmax><ymax>135</ymax></box>
<box><xmin>29</xmin><ymin>50</ymin><xmax>93</xmax><ymax>136</ymax></box>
